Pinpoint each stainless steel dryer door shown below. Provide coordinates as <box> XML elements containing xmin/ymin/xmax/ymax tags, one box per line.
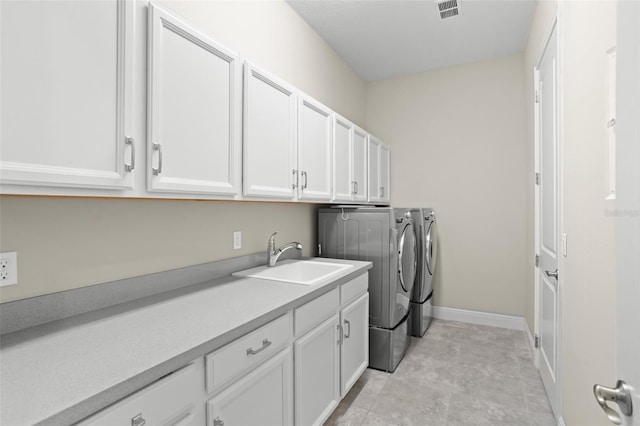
<box><xmin>425</xmin><ymin>218</ymin><xmax>437</xmax><ymax>276</ymax></box>
<box><xmin>398</xmin><ymin>221</ymin><xmax>417</xmax><ymax>293</ymax></box>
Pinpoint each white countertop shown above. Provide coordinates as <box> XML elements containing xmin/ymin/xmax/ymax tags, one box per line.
<box><xmin>0</xmin><ymin>258</ymin><xmax>371</xmax><ymax>425</ymax></box>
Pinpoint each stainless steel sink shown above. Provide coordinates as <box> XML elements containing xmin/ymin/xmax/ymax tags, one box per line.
<box><xmin>233</xmin><ymin>260</ymin><xmax>353</xmax><ymax>285</ymax></box>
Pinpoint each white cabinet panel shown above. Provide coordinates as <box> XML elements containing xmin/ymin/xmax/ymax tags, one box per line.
<box><xmin>147</xmin><ymin>3</ymin><xmax>241</xmax><ymax>195</ymax></box>
<box><xmin>368</xmin><ymin>136</ymin><xmax>381</xmax><ymax>202</ymax></box>
<box><xmin>207</xmin><ymin>348</ymin><xmax>293</xmax><ymax>426</ymax></box>
<box><xmin>0</xmin><ymin>0</ymin><xmax>134</xmax><ymax>190</ymax></box>
<box><xmin>80</xmin><ymin>363</ymin><xmax>203</xmax><ymax>426</ymax></box>
<box><xmin>379</xmin><ymin>143</ymin><xmax>390</xmax><ymax>202</ymax></box>
<box><xmin>297</xmin><ymin>96</ymin><xmax>332</xmax><ymax>201</ymax></box>
<box><xmin>340</xmin><ymin>293</ymin><xmax>369</xmax><ymax>396</ymax></box>
<box><xmin>294</xmin><ymin>314</ymin><xmax>340</xmax><ymax>426</ymax></box>
<box><xmin>352</xmin><ymin>128</ymin><xmax>369</xmax><ymax>203</ymax></box>
<box><xmin>333</xmin><ymin>117</ymin><xmax>354</xmax><ymax>202</ymax></box>
<box><xmin>243</xmin><ymin>63</ymin><xmax>297</xmax><ymax>199</ymax></box>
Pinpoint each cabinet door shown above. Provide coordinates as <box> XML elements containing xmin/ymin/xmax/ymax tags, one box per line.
<box><xmin>243</xmin><ymin>63</ymin><xmax>297</xmax><ymax>199</ymax></box>
<box><xmin>294</xmin><ymin>314</ymin><xmax>340</xmax><ymax>426</ymax></box>
<box><xmin>297</xmin><ymin>96</ymin><xmax>332</xmax><ymax>201</ymax></box>
<box><xmin>147</xmin><ymin>4</ymin><xmax>241</xmax><ymax>195</ymax></box>
<box><xmin>207</xmin><ymin>348</ymin><xmax>293</xmax><ymax>426</ymax></box>
<box><xmin>0</xmin><ymin>0</ymin><xmax>134</xmax><ymax>190</ymax></box>
<box><xmin>332</xmin><ymin>116</ymin><xmax>354</xmax><ymax>202</ymax></box>
<box><xmin>379</xmin><ymin>143</ymin><xmax>391</xmax><ymax>202</ymax></box>
<box><xmin>352</xmin><ymin>128</ymin><xmax>369</xmax><ymax>203</ymax></box>
<box><xmin>367</xmin><ymin>136</ymin><xmax>381</xmax><ymax>202</ymax></box>
<box><xmin>340</xmin><ymin>293</ymin><xmax>369</xmax><ymax>396</ymax></box>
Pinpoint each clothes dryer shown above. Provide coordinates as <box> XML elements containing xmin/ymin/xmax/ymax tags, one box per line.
<box><xmin>409</xmin><ymin>208</ymin><xmax>437</xmax><ymax>336</ymax></box>
<box><xmin>318</xmin><ymin>206</ymin><xmax>417</xmax><ymax>372</ymax></box>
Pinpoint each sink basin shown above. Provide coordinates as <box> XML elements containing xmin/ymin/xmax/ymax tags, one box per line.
<box><xmin>233</xmin><ymin>260</ymin><xmax>353</xmax><ymax>286</ymax></box>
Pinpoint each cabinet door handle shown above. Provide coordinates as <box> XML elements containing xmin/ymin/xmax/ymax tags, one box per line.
<box><xmin>213</xmin><ymin>416</ymin><xmax>224</xmax><ymax>426</ymax></box>
<box><xmin>152</xmin><ymin>143</ymin><xmax>163</xmax><ymax>175</ymax></box>
<box><xmin>354</xmin><ymin>181</ymin><xmax>358</xmax><ymax>195</ymax></box>
<box><xmin>337</xmin><ymin>324</ymin><xmax>342</xmax><ymax>345</ymax></box>
<box><xmin>292</xmin><ymin>169</ymin><xmax>298</xmax><ymax>189</ymax></box>
<box><xmin>246</xmin><ymin>338</ymin><xmax>271</xmax><ymax>356</ymax></box>
<box><xmin>125</xmin><ymin>136</ymin><xmax>135</xmax><ymax>172</ymax></box>
<box><xmin>302</xmin><ymin>171</ymin><xmax>308</xmax><ymax>189</ymax></box>
<box><xmin>344</xmin><ymin>319</ymin><xmax>351</xmax><ymax>339</ymax></box>
<box><xmin>131</xmin><ymin>413</ymin><xmax>146</xmax><ymax>426</ymax></box>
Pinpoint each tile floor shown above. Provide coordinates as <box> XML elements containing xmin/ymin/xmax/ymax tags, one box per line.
<box><xmin>325</xmin><ymin>319</ymin><xmax>556</xmax><ymax>426</ymax></box>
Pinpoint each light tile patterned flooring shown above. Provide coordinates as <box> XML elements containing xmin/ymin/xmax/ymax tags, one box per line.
<box><xmin>325</xmin><ymin>319</ymin><xmax>555</xmax><ymax>426</ymax></box>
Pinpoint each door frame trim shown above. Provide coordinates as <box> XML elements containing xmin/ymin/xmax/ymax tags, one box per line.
<box><xmin>533</xmin><ymin>7</ymin><xmax>563</xmax><ymax>421</ymax></box>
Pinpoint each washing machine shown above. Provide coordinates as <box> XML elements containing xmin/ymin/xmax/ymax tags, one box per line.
<box><xmin>317</xmin><ymin>206</ymin><xmax>417</xmax><ymax>372</ymax></box>
<box><xmin>409</xmin><ymin>208</ymin><xmax>437</xmax><ymax>337</ymax></box>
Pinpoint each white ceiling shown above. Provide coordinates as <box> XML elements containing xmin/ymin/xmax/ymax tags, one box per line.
<box><xmin>286</xmin><ymin>0</ymin><xmax>537</xmax><ymax>81</ymax></box>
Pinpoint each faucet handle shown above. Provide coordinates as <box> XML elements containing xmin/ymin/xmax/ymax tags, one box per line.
<box><xmin>268</xmin><ymin>232</ymin><xmax>278</xmax><ymax>249</ymax></box>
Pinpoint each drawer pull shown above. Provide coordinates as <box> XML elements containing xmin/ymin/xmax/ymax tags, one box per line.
<box><xmin>344</xmin><ymin>319</ymin><xmax>351</xmax><ymax>339</ymax></box>
<box><xmin>131</xmin><ymin>413</ymin><xmax>146</xmax><ymax>426</ymax></box>
<box><xmin>246</xmin><ymin>339</ymin><xmax>271</xmax><ymax>356</ymax></box>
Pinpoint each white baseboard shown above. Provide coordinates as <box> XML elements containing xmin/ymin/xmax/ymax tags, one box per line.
<box><xmin>432</xmin><ymin>306</ymin><xmax>526</xmax><ymax>330</ymax></box>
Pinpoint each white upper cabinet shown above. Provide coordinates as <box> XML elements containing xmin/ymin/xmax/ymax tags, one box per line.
<box><xmin>147</xmin><ymin>3</ymin><xmax>241</xmax><ymax>196</ymax></box>
<box><xmin>368</xmin><ymin>136</ymin><xmax>390</xmax><ymax>203</ymax></box>
<box><xmin>379</xmin><ymin>143</ymin><xmax>390</xmax><ymax>202</ymax></box>
<box><xmin>0</xmin><ymin>0</ymin><xmax>135</xmax><ymax>191</ymax></box>
<box><xmin>297</xmin><ymin>96</ymin><xmax>332</xmax><ymax>201</ymax></box>
<box><xmin>352</xmin><ymin>127</ymin><xmax>369</xmax><ymax>203</ymax></box>
<box><xmin>243</xmin><ymin>63</ymin><xmax>297</xmax><ymax>199</ymax></box>
<box><xmin>333</xmin><ymin>117</ymin><xmax>369</xmax><ymax>203</ymax></box>
<box><xmin>332</xmin><ymin>116</ymin><xmax>354</xmax><ymax>202</ymax></box>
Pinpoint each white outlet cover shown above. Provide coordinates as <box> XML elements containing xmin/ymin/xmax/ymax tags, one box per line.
<box><xmin>0</xmin><ymin>251</ymin><xmax>18</xmax><ymax>287</ymax></box>
<box><xmin>233</xmin><ymin>231</ymin><xmax>242</xmax><ymax>250</ymax></box>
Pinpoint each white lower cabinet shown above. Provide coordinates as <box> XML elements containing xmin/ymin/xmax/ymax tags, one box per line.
<box><xmin>207</xmin><ymin>347</ymin><xmax>293</xmax><ymax>426</ymax></box>
<box><xmin>340</xmin><ymin>292</ymin><xmax>369</xmax><ymax>395</ymax></box>
<box><xmin>79</xmin><ymin>362</ymin><xmax>204</xmax><ymax>426</ymax></box>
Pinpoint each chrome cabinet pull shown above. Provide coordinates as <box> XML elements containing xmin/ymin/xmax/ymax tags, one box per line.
<box><xmin>344</xmin><ymin>320</ymin><xmax>351</xmax><ymax>338</ymax></box>
<box><xmin>301</xmin><ymin>171</ymin><xmax>308</xmax><ymax>189</ymax></box>
<box><xmin>593</xmin><ymin>380</ymin><xmax>633</xmax><ymax>424</ymax></box>
<box><xmin>152</xmin><ymin>143</ymin><xmax>163</xmax><ymax>175</ymax></box>
<box><xmin>337</xmin><ymin>324</ymin><xmax>342</xmax><ymax>345</ymax></box>
<box><xmin>292</xmin><ymin>169</ymin><xmax>298</xmax><ymax>189</ymax></box>
<box><xmin>131</xmin><ymin>413</ymin><xmax>146</xmax><ymax>426</ymax></box>
<box><xmin>125</xmin><ymin>137</ymin><xmax>135</xmax><ymax>172</ymax></box>
<box><xmin>213</xmin><ymin>416</ymin><xmax>224</xmax><ymax>426</ymax></box>
<box><xmin>545</xmin><ymin>269</ymin><xmax>559</xmax><ymax>279</ymax></box>
<box><xmin>354</xmin><ymin>181</ymin><xmax>358</xmax><ymax>194</ymax></box>
<box><xmin>246</xmin><ymin>339</ymin><xmax>271</xmax><ymax>356</ymax></box>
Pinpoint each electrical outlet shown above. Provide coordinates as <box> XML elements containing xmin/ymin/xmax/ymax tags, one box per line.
<box><xmin>0</xmin><ymin>252</ymin><xmax>18</xmax><ymax>287</ymax></box>
<box><xmin>233</xmin><ymin>231</ymin><xmax>242</xmax><ymax>250</ymax></box>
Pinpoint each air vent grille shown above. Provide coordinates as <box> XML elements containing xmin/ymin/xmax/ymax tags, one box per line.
<box><xmin>436</xmin><ymin>0</ymin><xmax>461</xmax><ymax>20</ymax></box>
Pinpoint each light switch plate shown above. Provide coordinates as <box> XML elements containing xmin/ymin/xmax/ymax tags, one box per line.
<box><xmin>233</xmin><ymin>231</ymin><xmax>242</xmax><ymax>250</ymax></box>
<box><xmin>0</xmin><ymin>251</ymin><xmax>18</xmax><ymax>287</ymax></box>
<box><xmin>561</xmin><ymin>233</ymin><xmax>568</xmax><ymax>257</ymax></box>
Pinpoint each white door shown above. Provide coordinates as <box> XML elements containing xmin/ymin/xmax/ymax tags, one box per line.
<box><xmin>294</xmin><ymin>314</ymin><xmax>340</xmax><ymax>426</ymax></box>
<box><xmin>340</xmin><ymin>293</ymin><xmax>369</xmax><ymax>396</ymax></box>
<box><xmin>0</xmin><ymin>0</ymin><xmax>134</xmax><ymax>190</ymax></box>
<box><xmin>297</xmin><ymin>96</ymin><xmax>332</xmax><ymax>201</ymax></box>
<box><xmin>535</xmin><ymin>21</ymin><xmax>561</xmax><ymax>417</ymax></box>
<box><xmin>207</xmin><ymin>348</ymin><xmax>293</xmax><ymax>426</ymax></box>
<box><xmin>352</xmin><ymin>127</ymin><xmax>368</xmax><ymax>203</ymax></box>
<box><xmin>368</xmin><ymin>136</ymin><xmax>381</xmax><ymax>202</ymax></box>
<box><xmin>593</xmin><ymin>2</ymin><xmax>640</xmax><ymax>424</ymax></box>
<box><xmin>333</xmin><ymin>116</ymin><xmax>354</xmax><ymax>202</ymax></box>
<box><xmin>147</xmin><ymin>3</ymin><xmax>241</xmax><ymax>195</ymax></box>
<box><xmin>243</xmin><ymin>63</ymin><xmax>297</xmax><ymax>199</ymax></box>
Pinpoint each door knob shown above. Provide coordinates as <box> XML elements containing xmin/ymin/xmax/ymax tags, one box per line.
<box><xmin>593</xmin><ymin>380</ymin><xmax>633</xmax><ymax>424</ymax></box>
<box><xmin>545</xmin><ymin>269</ymin><xmax>559</xmax><ymax>279</ymax></box>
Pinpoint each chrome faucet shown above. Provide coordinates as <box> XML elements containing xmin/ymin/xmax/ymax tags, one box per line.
<box><xmin>267</xmin><ymin>231</ymin><xmax>303</xmax><ymax>267</ymax></box>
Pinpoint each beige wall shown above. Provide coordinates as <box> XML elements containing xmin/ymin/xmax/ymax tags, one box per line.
<box><xmin>366</xmin><ymin>54</ymin><xmax>528</xmax><ymax>317</ymax></box>
<box><xmin>559</xmin><ymin>1</ymin><xmax>617</xmax><ymax>424</ymax></box>
<box><xmin>0</xmin><ymin>0</ymin><xmax>366</xmax><ymax>303</ymax></box>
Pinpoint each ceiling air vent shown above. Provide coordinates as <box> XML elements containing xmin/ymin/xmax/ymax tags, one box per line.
<box><xmin>436</xmin><ymin>0</ymin><xmax>461</xmax><ymax>20</ymax></box>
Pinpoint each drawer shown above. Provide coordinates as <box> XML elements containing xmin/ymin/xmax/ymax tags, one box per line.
<box><xmin>294</xmin><ymin>287</ymin><xmax>339</xmax><ymax>337</ymax></box>
<box><xmin>340</xmin><ymin>273</ymin><xmax>368</xmax><ymax>306</ymax></box>
<box><xmin>80</xmin><ymin>362</ymin><xmax>201</xmax><ymax>426</ymax></box>
<box><xmin>206</xmin><ymin>313</ymin><xmax>291</xmax><ymax>394</ymax></box>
